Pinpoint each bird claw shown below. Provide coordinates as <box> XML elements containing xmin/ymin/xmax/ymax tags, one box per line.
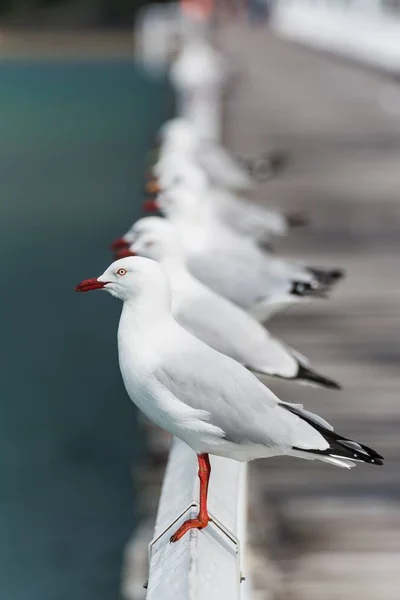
<box><xmin>169</xmin><ymin>517</ymin><xmax>209</xmax><ymax>543</ymax></box>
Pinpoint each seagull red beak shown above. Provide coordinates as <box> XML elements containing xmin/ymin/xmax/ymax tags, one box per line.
<box><xmin>143</xmin><ymin>198</ymin><xmax>159</xmax><ymax>212</ymax></box>
<box><xmin>110</xmin><ymin>237</ymin><xmax>129</xmax><ymax>252</ymax></box>
<box><xmin>75</xmin><ymin>278</ymin><xmax>107</xmax><ymax>292</ymax></box>
<box><xmin>115</xmin><ymin>249</ymin><xmax>135</xmax><ymax>259</ymax></box>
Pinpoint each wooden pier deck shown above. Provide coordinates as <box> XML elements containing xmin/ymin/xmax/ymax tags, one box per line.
<box><xmin>220</xmin><ymin>23</ymin><xmax>400</xmax><ymax>600</ymax></box>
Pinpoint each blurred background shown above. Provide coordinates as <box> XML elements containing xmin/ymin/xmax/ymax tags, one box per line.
<box><xmin>0</xmin><ymin>2</ymin><xmax>173</xmax><ymax>600</ymax></box>
<box><xmin>1</xmin><ymin>1</ymin><xmax>400</xmax><ymax>599</ymax></box>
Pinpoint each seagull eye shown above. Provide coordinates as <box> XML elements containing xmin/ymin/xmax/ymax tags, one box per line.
<box><xmin>117</xmin><ymin>268</ymin><xmax>127</xmax><ymax>276</ymax></box>
<box><xmin>145</xmin><ymin>241</ymin><xmax>154</xmax><ymax>248</ymax></box>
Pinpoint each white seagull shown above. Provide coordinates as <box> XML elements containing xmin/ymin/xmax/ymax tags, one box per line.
<box><xmin>119</xmin><ymin>184</ymin><xmax>343</xmax><ymax>321</ymax></box>
<box><xmin>112</xmin><ymin>216</ymin><xmax>323</xmax><ymax>322</ymax></box>
<box><xmin>155</xmin><ymin>183</ymin><xmax>342</xmax><ymax>288</ymax></box>
<box><xmin>76</xmin><ymin>257</ymin><xmax>383</xmax><ymax>542</ymax></box>
<box><xmin>147</xmin><ymin>160</ymin><xmax>306</xmax><ymax>243</ymax></box>
<box><xmin>156</xmin><ymin>118</ymin><xmax>286</xmax><ymax>191</ymax></box>
<box><xmin>116</xmin><ymin>220</ymin><xmax>340</xmax><ymax>390</ymax></box>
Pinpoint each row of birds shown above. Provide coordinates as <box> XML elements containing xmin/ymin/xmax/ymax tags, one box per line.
<box><xmin>114</xmin><ymin>118</ymin><xmax>343</xmax><ymax>389</ymax></box>
<box><xmin>76</xmin><ymin>117</ymin><xmax>383</xmax><ymax>544</ymax></box>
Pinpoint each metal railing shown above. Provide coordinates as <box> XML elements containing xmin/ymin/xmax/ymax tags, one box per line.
<box><xmin>146</xmin><ymin>439</ymin><xmax>250</xmax><ymax>600</ymax></box>
<box><xmin>130</xmin><ymin>6</ymin><xmax>251</xmax><ymax>598</ymax></box>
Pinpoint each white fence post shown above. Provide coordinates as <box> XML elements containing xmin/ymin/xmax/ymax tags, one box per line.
<box><xmin>146</xmin><ymin>439</ymin><xmax>249</xmax><ymax>600</ymax></box>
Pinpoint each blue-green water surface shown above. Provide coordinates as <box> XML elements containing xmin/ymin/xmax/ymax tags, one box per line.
<box><xmin>0</xmin><ymin>60</ymin><xmax>172</xmax><ymax>600</ymax></box>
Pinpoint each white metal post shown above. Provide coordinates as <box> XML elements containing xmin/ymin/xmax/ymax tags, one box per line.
<box><xmin>146</xmin><ymin>439</ymin><xmax>249</xmax><ymax>600</ymax></box>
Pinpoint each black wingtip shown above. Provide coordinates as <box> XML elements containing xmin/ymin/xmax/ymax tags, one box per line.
<box><xmin>247</xmin><ymin>364</ymin><xmax>341</xmax><ymax>391</ymax></box>
<box><xmin>295</xmin><ymin>363</ymin><xmax>342</xmax><ymax>390</ymax></box>
<box><xmin>288</xmin><ymin>408</ymin><xmax>384</xmax><ymax>466</ymax></box>
<box><xmin>258</xmin><ymin>240</ymin><xmax>275</xmax><ymax>253</ymax></box>
<box><xmin>337</xmin><ymin>439</ymin><xmax>384</xmax><ymax>465</ymax></box>
<box><xmin>293</xmin><ymin>444</ymin><xmax>384</xmax><ymax>466</ymax></box>
<box><xmin>265</xmin><ymin>150</ymin><xmax>289</xmax><ymax>173</ymax></box>
<box><xmin>290</xmin><ymin>280</ymin><xmax>329</xmax><ymax>299</ymax></box>
<box><xmin>331</xmin><ymin>268</ymin><xmax>346</xmax><ymax>280</ymax></box>
<box><xmin>247</xmin><ymin>150</ymin><xmax>290</xmax><ymax>180</ymax></box>
<box><xmin>286</xmin><ymin>211</ymin><xmax>309</xmax><ymax>228</ymax></box>
<box><xmin>307</xmin><ymin>267</ymin><xmax>346</xmax><ymax>287</ymax></box>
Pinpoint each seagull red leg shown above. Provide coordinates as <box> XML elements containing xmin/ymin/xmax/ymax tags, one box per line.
<box><xmin>170</xmin><ymin>453</ymin><xmax>211</xmax><ymax>543</ymax></box>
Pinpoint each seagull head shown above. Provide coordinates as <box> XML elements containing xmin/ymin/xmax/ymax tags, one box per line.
<box><xmin>157</xmin><ymin>185</ymin><xmax>204</xmax><ymax>222</ymax></box>
<box><xmin>127</xmin><ymin>216</ymin><xmax>170</xmax><ymax>244</ymax></box>
<box><xmin>75</xmin><ymin>256</ymin><xmax>167</xmax><ymax>302</ymax></box>
<box><xmin>110</xmin><ymin>216</ymin><xmax>166</xmax><ymax>251</ymax></box>
<box><xmin>143</xmin><ymin>164</ymin><xmax>208</xmax><ymax>215</ymax></box>
<box><xmin>127</xmin><ymin>222</ymin><xmax>183</xmax><ymax>264</ymax></box>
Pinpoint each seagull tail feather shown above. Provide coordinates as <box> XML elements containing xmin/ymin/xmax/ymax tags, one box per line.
<box><xmin>284</xmin><ymin>405</ymin><xmax>384</xmax><ymax>466</ymax></box>
<box><xmin>289</xmin><ymin>280</ymin><xmax>330</xmax><ymax>299</ymax></box>
<box><xmin>307</xmin><ymin>267</ymin><xmax>346</xmax><ymax>287</ymax></box>
<box><xmin>247</xmin><ymin>363</ymin><xmax>341</xmax><ymax>391</ymax></box>
<box><xmin>241</xmin><ymin>150</ymin><xmax>289</xmax><ymax>181</ymax></box>
<box><xmin>294</xmin><ymin>363</ymin><xmax>342</xmax><ymax>390</ymax></box>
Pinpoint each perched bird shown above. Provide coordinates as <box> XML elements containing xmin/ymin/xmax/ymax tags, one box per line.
<box><xmin>170</xmin><ymin>38</ymin><xmax>230</xmax><ymax>143</ymax></box>
<box><xmin>155</xmin><ymin>118</ymin><xmax>253</xmax><ymax>190</ymax></box>
<box><xmin>76</xmin><ymin>257</ymin><xmax>383</xmax><ymax>542</ymax></box>
<box><xmin>155</xmin><ymin>183</ymin><xmax>341</xmax><ymax>284</ymax></box>
<box><xmin>112</xmin><ymin>216</ymin><xmax>327</xmax><ymax>322</ymax></box>
<box><xmin>156</xmin><ymin>118</ymin><xmax>287</xmax><ymax>191</ymax></box>
<box><xmin>141</xmin><ymin>183</ymin><xmax>343</xmax><ymax>319</ymax></box>
<box><xmin>148</xmin><ymin>160</ymin><xmax>307</xmax><ymax>243</ymax></box>
<box><xmin>116</xmin><ymin>221</ymin><xmax>341</xmax><ymax>390</ymax></box>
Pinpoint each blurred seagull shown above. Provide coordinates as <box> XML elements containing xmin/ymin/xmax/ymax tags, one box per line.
<box><xmin>149</xmin><ymin>160</ymin><xmax>307</xmax><ymax>243</ymax></box>
<box><xmin>170</xmin><ymin>39</ymin><xmax>230</xmax><ymax>143</ymax></box>
<box><xmin>155</xmin><ymin>183</ymin><xmax>341</xmax><ymax>286</ymax></box>
<box><xmin>113</xmin><ymin>216</ymin><xmax>327</xmax><ymax>322</ymax></box>
<box><xmin>76</xmin><ymin>257</ymin><xmax>383</xmax><ymax>542</ymax></box>
<box><xmin>134</xmin><ymin>184</ymin><xmax>342</xmax><ymax>319</ymax></box>
<box><xmin>156</xmin><ymin>118</ymin><xmax>287</xmax><ymax>190</ymax></box>
<box><xmin>116</xmin><ymin>220</ymin><xmax>341</xmax><ymax>390</ymax></box>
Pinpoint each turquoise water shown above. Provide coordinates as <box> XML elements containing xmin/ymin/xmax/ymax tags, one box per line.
<box><xmin>0</xmin><ymin>61</ymin><xmax>172</xmax><ymax>600</ymax></box>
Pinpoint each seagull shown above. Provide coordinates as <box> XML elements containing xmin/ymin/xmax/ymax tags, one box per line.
<box><xmin>134</xmin><ymin>182</ymin><xmax>342</xmax><ymax>319</ymax></box>
<box><xmin>156</xmin><ymin>118</ymin><xmax>286</xmax><ymax>191</ymax></box>
<box><xmin>112</xmin><ymin>216</ymin><xmax>327</xmax><ymax>323</ymax></box>
<box><xmin>159</xmin><ymin>183</ymin><xmax>344</xmax><ymax>286</ymax></box>
<box><xmin>170</xmin><ymin>38</ymin><xmax>230</xmax><ymax>143</ymax></box>
<box><xmin>148</xmin><ymin>159</ymin><xmax>307</xmax><ymax>243</ymax></box>
<box><xmin>116</xmin><ymin>221</ymin><xmax>341</xmax><ymax>390</ymax></box>
<box><xmin>75</xmin><ymin>257</ymin><xmax>383</xmax><ymax>542</ymax></box>
<box><xmin>155</xmin><ymin>183</ymin><xmax>342</xmax><ymax>288</ymax></box>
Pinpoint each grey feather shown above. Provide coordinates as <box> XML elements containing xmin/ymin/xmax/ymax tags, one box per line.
<box><xmin>152</xmin><ymin>328</ymin><xmax>326</xmax><ymax>451</ymax></box>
